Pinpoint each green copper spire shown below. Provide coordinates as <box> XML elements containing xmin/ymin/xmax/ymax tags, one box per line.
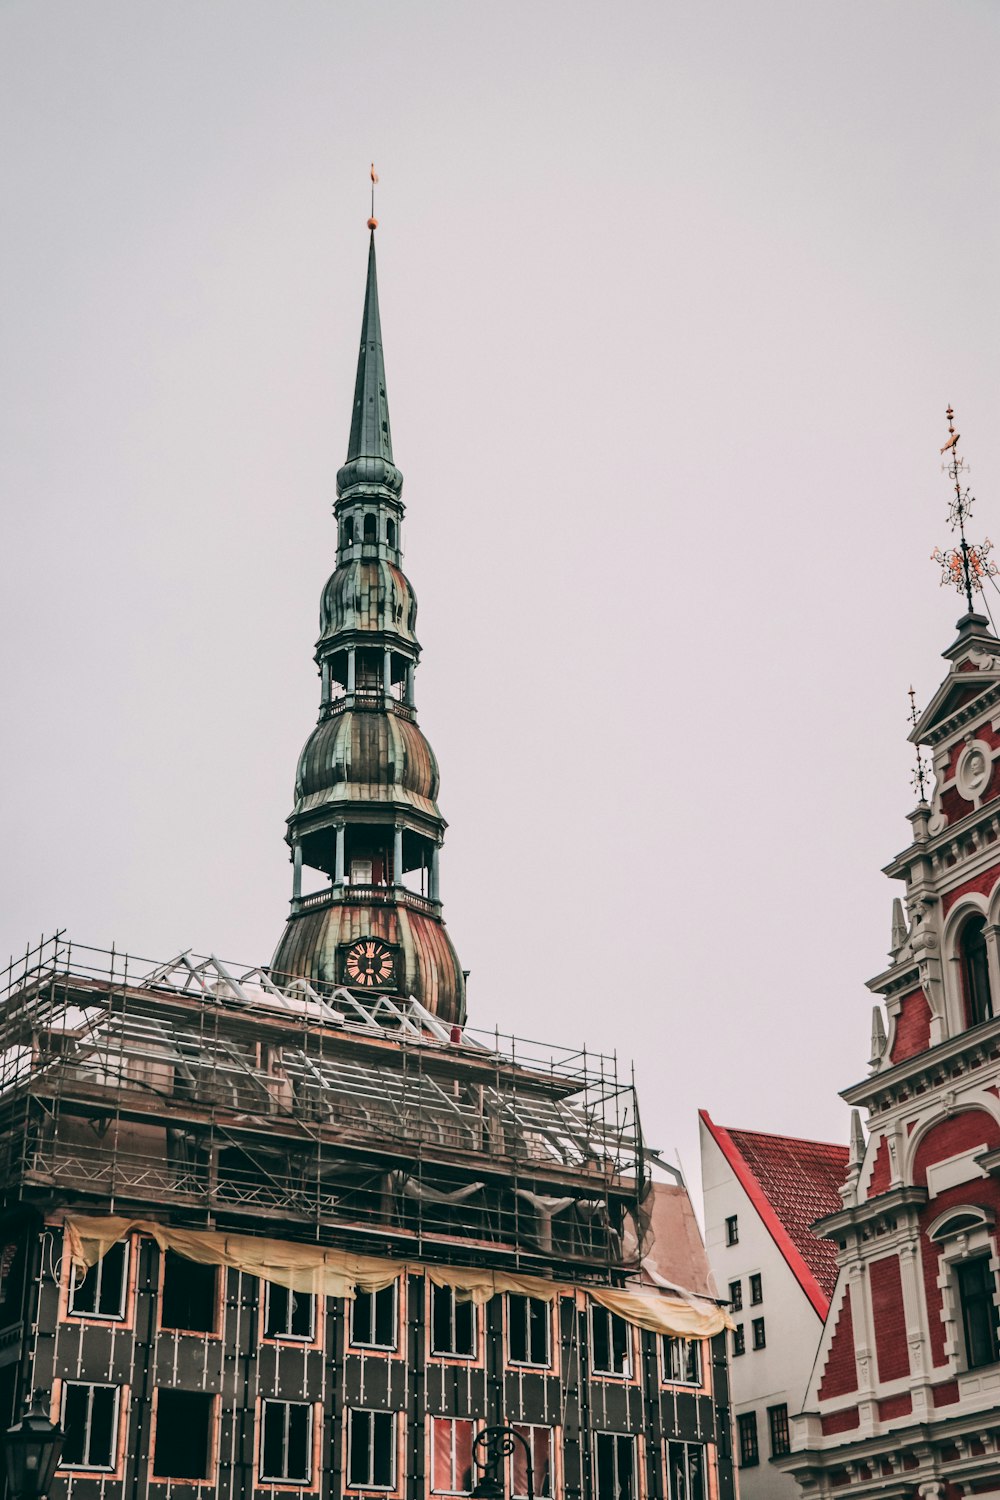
<box><xmin>337</xmin><ymin>231</ymin><xmax>402</xmax><ymax>498</ymax></box>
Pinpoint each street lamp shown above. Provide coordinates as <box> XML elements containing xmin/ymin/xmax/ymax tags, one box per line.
<box><xmin>4</xmin><ymin>1397</ymin><xmax>63</xmax><ymax>1500</ymax></box>
<box><xmin>470</xmin><ymin>1425</ymin><xmax>533</xmax><ymax>1500</ymax></box>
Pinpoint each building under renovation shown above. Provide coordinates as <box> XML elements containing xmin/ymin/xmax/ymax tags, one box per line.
<box><xmin>0</xmin><ymin>226</ymin><xmax>734</xmax><ymax>1500</ymax></box>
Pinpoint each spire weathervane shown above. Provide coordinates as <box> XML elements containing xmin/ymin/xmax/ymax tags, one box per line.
<box><xmin>368</xmin><ymin>163</ymin><xmax>379</xmax><ymax>230</ymax></box>
<box><xmin>908</xmin><ymin>685</ymin><xmax>930</xmax><ymax>802</ymax></box>
<box><xmin>931</xmin><ymin>406</ymin><xmax>996</xmax><ymax>611</ymax></box>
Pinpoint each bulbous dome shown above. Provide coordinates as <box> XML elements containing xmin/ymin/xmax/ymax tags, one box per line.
<box><xmin>292</xmin><ymin>711</ymin><xmax>442</xmax><ymax>821</ymax></box>
<box><xmin>319</xmin><ymin>559</ymin><xmax>418</xmax><ymax>644</ymax></box>
<box><xmin>271</xmin><ymin>901</ymin><xmax>466</xmax><ymax>1026</ymax></box>
<box><xmin>336</xmin><ymin>453</ymin><xmax>403</xmax><ymax>497</ymax></box>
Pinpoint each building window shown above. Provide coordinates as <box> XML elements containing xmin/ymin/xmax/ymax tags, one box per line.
<box><xmin>260</xmin><ymin>1400</ymin><xmax>312</xmax><ymax>1485</ymax></box>
<box><xmin>350</xmin><ymin>857</ymin><xmax>374</xmax><ymax>885</ymax></box>
<box><xmin>666</xmin><ymin>1441</ymin><xmax>704</xmax><ymax>1500</ymax></box>
<box><xmin>752</xmin><ymin>1317</ymin><xmax>766</xmax><ymax>1350</ymax></box>
<box><xmin>511</xmin><ymin>1425</ymin><xmax>552</xmax><ymax>1499</ymax></box>
<box><xmin>725</xmin><ymin>1216</ymin><xmax>739</xmax><ymax>1246</ymax></box>
<box><xmin>590</xmin><ymin>1305</ymin><xmax>632</xmax><ymax>1376</ymax></box>
<box><xmin>662</xmin><ymin>1336</ymin><xmax>702</xmax><ymax>1386</ymax></box>
<box><xmin>431</xmin><ymin>1284</ymin><xmax>476</xmax><ymax>1358</ymax></box>
<box><xmin>749</xmin><ymin>1273</ymin><xmax>762</xmax><ymax>1305</ymax></box>
<box><xmin>264</xmin><ymin>1283</ymin><xmax>315</xmax><ymax>1341</ymax></box>
<box><xmin>69</xmin><ymin>1241</ymin><xmax>128</xmax><ymax>1320</ymax></box>
<box><xmin>728</xmin><ymin>1279</ymin><xmax>742</xmax><ymax>1312</ymax></box>
<box><xmin>363</xmin><ymin>513</ymin><xmax>377</xmax><ymax>543</ymax></box>
<box><xmin>60</xmin><ymin>1384</ymin><xmax>119</xmax><ymax>1471</ymax></box>
<box><xmin>957</xmin><ymin>1256</ymin><xmax>1000</xmax><ymax>1369</ymax></box>
<box><xmin>594</xmin><ymin>1434</ymin><xmax>634</xmax><ymax>1500</ymax></box>
<box><xmin>343</xmin><ymin>517</ymin><xmax>355</xmax><ymax>547</ymax></box>
<box><xmin>732</xmin><ymin>1324</ymin><xmax>745</xmax><ymax>1357</ymax></box>
<box><xmin>350</xmin><ymin>1284</ymin><xmax>398</xmax><ymax>1350</ymax></box>
<box><xmin>161</xmin><ymin>1250</ymin><xmax>218</xmax><ymax>1333</ymax></box>
<box><xmin>960</xmin><ymin>914</ymin><xmax>994</xmax><ymax>1026</ymax></box>
<box><xmin>347</xmin><ymin>1409</ymin><xmax>396</xmax><ymax>1490</ymax></box>
<box><xmin>768</xmin><ymin>1404</ymin><xmax>790</xmax><ymax>1458</ymax></box>
<box><xmin>153</xmin><ymin>1390</ymin><xmax>214</xmax><ymax>1480</ymax></box>
<box><xmin>386</xmin><ymin>519</ymin><xmax>397</xmax><ymax>548</ymax></box>
<box><xmin>430</xmin><ymin>1417</ymin><xmax>474</xmax><ymax>1494</ymax></box>
<box><xmin>736</xmin><ymin>1412</ymin><xmax>759</xmax><ymax>1468</ymax></box>
<box><xmin>507</xmin><ymin>1294</ymin><xmax>550</xmax><ymax>1367</ymax></box>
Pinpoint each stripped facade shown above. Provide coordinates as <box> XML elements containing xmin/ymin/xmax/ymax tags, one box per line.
<box><xmin>0</xmin><ymin>227</ymin><xmax>736</xmax><ymax>1500</ymax></box>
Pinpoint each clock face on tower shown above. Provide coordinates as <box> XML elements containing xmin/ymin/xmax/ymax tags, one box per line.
<box><xmin>343</xmin><ymin>938</ymin><xmax>396</xmax><ymax>989</ymax></box>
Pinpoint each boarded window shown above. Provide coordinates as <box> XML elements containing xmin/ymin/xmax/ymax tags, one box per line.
<box><xmin>347</xmin><ymin>1409</ymin><xmax>396</xmax><ymax>1489</ymax></box>
<box><xmin>69</xmin><ymin>1242</ymin><xmax>128</xmax><ymax>1319</ymax></box>
<box><xmin>431</xmin><ymin>1284</ymin><xmax>475</xmax><ymax>1357</ymax></box>
<box><xmin>590</xmin><ymin>1306</ymin><xmax>631</xmax><ymax>1376</ymax></box>
<box><xmin>153</xmin><ymin>1390</ymin><xmax>214</xmax><ymax>1480</ymax></box>
<box><xmin>430</xmin><ymin>1417</ymin><xmax>474</xmax><ymax>1494</ymax></box>
<box><xmin>507</xmin><ymin>1295</ymin><xmax>550</xmax><ymax>1367</ymax></box>
<box><xmin>260</xmin><ymin>1400</ymin><xmax>312</xmax><ymax>1484</ymax></box>
<box><xmin>350</xmin><ymin>1284</ymin><xmax>397</xmax><ymax>1350</ymax></box>
<box><xmin>667</xmin><ymin>1442</ymin><xmax>705</xmax><ymax>1500</ymax></box>
<box><xmin>594</xmin><ymin>1434</ymin><xmax>634</xmax><ymax>1500</ymax></box>
<box><xmin>264</xmin><ymin>1283</ymin><xmax>314</xmax><ymax>1341</ymax></box>
<box><xmin>161</xmin><ymin>1250</ymin><xmax>217</xmax><ymax>1333</ymax></box>
<box><xmin>511</xmin><ymin>1425</ymin><xmax>552</xmax><ymax>1499</ymax></box>
<box><xmin>60</xmin><ymin>1384</ymin><xmax>119</xmax><ymax>1470</ymax></box>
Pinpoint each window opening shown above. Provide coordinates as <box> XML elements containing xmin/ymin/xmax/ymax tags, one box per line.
<box><xmin>961</xmin><ymin>915</ymin><xmax>994</xmax><ymax>1025</ymax></box>
<box><xmin>594</xmin><ymin>1434</ymin><xmax>634</xmax><ymax>1500</ymax></box>
<box><xmin>752</xmin><ymin>1317</ymin><xmax>766</xmax><ymax>1350</ymax></box>
<box><xmin>350</xmin><ymin>1284</ymin><xmax>398</xmax><ymax>1350</ymax></box>
<box><xmin>749</xmin><ymin>1273</ymin><xmax>762</xmax><ymax>1305</ymax></box>
<box><xmin>732</xmin><ymin>1325</ymin><xmax>745</xmax><ymax>1357</ymax></box>
<box><xmin>60</xmin><ymin>1384</ymin><xmax>119</xmax><ymax>1471</ymax></box>
<box><xmin>512</xmin><ymin>1426</ymin><xmax>552</xmax><ymax>1499</ymax></box>
<box><xmin>507</xmin><ymin>1294</ymin><xmax>550</xmax><ymax>1366</ymax></box>
<box><xmin>957</xmin><ymin>1256</ymin><xmax>1000</xmax><ymax>1369</ymax></box>
<box><xmin>153</xmin><ymin>1390</ymin><xmax>214</xmax><ymax>1480</ymax></box>
<box><xmin>768</xmin><ymin>1405</ymin><xmax>790</xmax><ymax>1458</ymax></box>
<box><xmin>69</xmin><ymin>1241</ymin><xmax>128</xmax><ymax>1319</ymax></box>
<box><xmin>350</xmin><ymin>858</ymin><xmax>374</xmax><ymax>886</ymax></box>
<box><xmin>666</xmin><ymin>1442</ymin><xmax>704</xmax><ymax>1500</ymax></box>
<box><xmin>430</xmin><ymin>1417</ymin><xmax>474</xmax><ymax>1494</ymax></box>
<box><xmin>264</xmin><ymin>1282</ymin><xmax>315</xmax><ymax>1341</ymax></box>
<box><xmin>260</xmin><ymin>1400</ymin><xmax>312</xmax><ymax>1485</ymax></box>
<box><xmin>347</xmin><ymin>1409</ymin><xmax>396</xmax><ymax>1490</ymax></box>
<box><xmin>363</xmin><ymin>514</ymin><xmax>377</xmax><ymax>543</ymax></box>
<box><xmin>343</xmin><ymin>517</ymin><xmax>355</xmax><ymax>548</ymax></box>
<box><xmin>431</xmin><ymin>1284</ymin><xmax>476</xmax><ymax>1357</ymax></box>
<box><xmin>161</xmin><ymin>1250</ymin><xmax>217</xmax><ymax>1333</ymax></box>
<box><xmin>386</xmin><ymin>519</ymin><xmax>397</xmax><ymax>548</ymax></box>
<box><xmin>728</xmin><ymin>1279</ymin><xmax>742</xmax><ymax>1312</ymax></box>
<box><xmin>662</xmin><ymin>1336</ymin><xmax>702</xmax><ymax>1385</ymax></box>
<box><xmin>725</xmin><ymin>1216</ymin><xmax>739</xmax><ymax>1246</ymax></box>
<box><xmin>590</xmin><ymin>1305</ymin><xmax>631</xmax><ymax>1376</ymax></box>
<box><xmin>736</xmin><ymin>1412</ymin><xmax>759</xmax><ymax>1468</ymax></box>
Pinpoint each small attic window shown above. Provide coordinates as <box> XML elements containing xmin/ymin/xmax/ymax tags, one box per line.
<box><xmin>363</xmin><ymin>514</ymin><xmax>377</xmax><ymax>543</ymax></box>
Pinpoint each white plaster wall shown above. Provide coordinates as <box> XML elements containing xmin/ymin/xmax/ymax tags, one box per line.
<box><xmin>700</xmin><ymin>1120</ymin><xmax>826</xmax><ymax>1500</ymax></box>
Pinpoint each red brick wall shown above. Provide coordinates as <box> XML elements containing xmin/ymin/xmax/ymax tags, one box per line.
<box><xmin>876</xmin><ymin>1392</ymin><xmax>911</xmax><ymax>1420</ymax></box>
<box><xmin>866</xmin><ymin>1135</ymin><xmax>892</xmax><ymax>1196</ymax></box>
<box><xmin>819</xmin><ymin>1407</ymin><xmax>859</xmax><ymax>1435</ymax></box>
<box><xmin>888</xmin><ymin>990</ymin><xmax>931</xmax><ymax>1063</ymax></box>
<box><xmin>818</xmin><ymin>1284</ymin><xmax>857</xmax><ymax>1399</ymax></box>
<box><xmin>869</xmin><ymin>1255</ymin><xmax>909</xmax><ymax>1382</ymax></box>
<box><xmin>941</xmin><ymin>864</ymin><xmax>1000</xmax><ymax>916</ymax></box>
<box><xmin>913</xmin><ymin>1110</ymin><xmax>1000</xmax><ymax>1366</ymax></box>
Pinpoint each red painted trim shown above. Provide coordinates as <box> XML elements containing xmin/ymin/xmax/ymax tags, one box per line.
<box><xmin>700</xmin><ymin>1110</ymin><xmax>830</xmax><ymax>1320</ymax></box>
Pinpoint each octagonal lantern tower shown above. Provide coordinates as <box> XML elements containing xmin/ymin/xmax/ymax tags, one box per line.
<box><xmin>270</xmin><ymin>229</ymin><xmax>466</xmax><ymax>1024</ymax></box>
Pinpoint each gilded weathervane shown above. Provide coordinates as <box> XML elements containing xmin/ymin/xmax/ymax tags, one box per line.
<box><xmin>931</xmin><ymin>406</ymin><xmax>997</xmax><ymax>610</ymax></box>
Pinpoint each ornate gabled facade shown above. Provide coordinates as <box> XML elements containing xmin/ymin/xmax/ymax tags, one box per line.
<box><xmin>271</xmin><ymin>231</ymin><xmax>465</xmax><ymax>1025</ymax></box>
<box><xmin>781</xmin><ymin>420</ymin><xmax>1000</xmax><ymax>1497</ymax></box>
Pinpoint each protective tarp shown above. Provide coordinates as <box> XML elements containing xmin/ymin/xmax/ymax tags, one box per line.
<box><xmin>62</xmin><ymin>1213</ymin><xmax>733</xmax><ymax>1338</ymax></box>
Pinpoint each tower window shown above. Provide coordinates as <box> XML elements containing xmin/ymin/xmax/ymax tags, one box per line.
<box><xmin>69</xmin><ymin>1241</ymin><xmax>128</xmax><ymax>1319</ymax></box>
<box><xmin>343</xmin><ymin>517</ymin><xmax>355</xmax><ymax>547</ymax></box>
<box><xmin>957</xmin><ymin>1256</ymin><xmax>1000</xmax><ymax>1368</ymax></box>
<box><xmin>387</xmin><ymin>519</ymin><xmax>397</xmax><ymax>548</ymax></box>
<box><xmin>960</xmin><ymin>915</ymin><xmax>993</xmax><ymax>1026</ymax></box>
<box><xmin>363</xmin><ymin>513</ymin><xmax>377</xmax><ymax>543</ymax></box>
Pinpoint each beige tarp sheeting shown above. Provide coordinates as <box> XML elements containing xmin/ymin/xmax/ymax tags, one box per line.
<box><xmin>62</xmin><ymin>1214</ymin><xmax>733</xmax><ymax>1338</ymax></box>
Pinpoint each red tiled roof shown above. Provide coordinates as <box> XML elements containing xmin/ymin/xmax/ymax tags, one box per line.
<box><xmin>700</xmin><ymin>1111</ymin><xmax>848</xmax><ymax>1319</ymax></box>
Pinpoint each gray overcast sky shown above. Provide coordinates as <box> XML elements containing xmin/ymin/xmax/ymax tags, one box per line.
<box><xmin>1</xmin><ymin>1</ymin><xmax>998</xmax><ymax>1205</ymax></box>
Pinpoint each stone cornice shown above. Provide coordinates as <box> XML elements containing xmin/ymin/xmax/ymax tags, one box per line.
<box><xmin>842</xmin><ymin>1014</ymin><xmax>1000</xmax><ymax>1114</ymax></box>
<box><xmin>811</xmin><ymin>1184</ymin><xmax>927</xmax><ymax>1241</ymax></box>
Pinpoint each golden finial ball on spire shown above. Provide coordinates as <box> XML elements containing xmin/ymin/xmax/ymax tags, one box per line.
<box><xmin>368</xmin><ymin>163</ymin><xmax>379</xmax><ymax>230</ymax></box>
<box><xmin>367</xmin><ymin>218</ymin><xmax>378</xmax><ymax>230</ymax></box>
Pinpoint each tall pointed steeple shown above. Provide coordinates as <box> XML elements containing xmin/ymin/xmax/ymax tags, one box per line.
<box><xmin>270</xmin><ymin>225</ymin><xmax>466</xmax><ymax>1024</ymax></box>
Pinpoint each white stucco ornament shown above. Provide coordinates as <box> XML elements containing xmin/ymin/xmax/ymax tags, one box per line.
<box><xmin>955</xmin><ymin>738</ymin><xmax>992</xmax><ymax>802</ymax></box>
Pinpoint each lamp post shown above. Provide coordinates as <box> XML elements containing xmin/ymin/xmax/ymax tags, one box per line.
<box><xmin>3</xmin><ymin>1397</ymin><xmax>63</xmax><ymax>1500</ymax></box>
<box><xmin>470</xmin><ymin>1426</ymin><xmax>533</xmax><ymax>1500</ymax></box>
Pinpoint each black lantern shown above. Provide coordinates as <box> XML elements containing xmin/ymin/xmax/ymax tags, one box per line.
<box><xmin>469</xmin><ymin>1475</ymin><xmax>505</xmax><ymax>1500</ymax></box>
<box><xmin>470</xmin><ymin>1426</ymin><xmax>533</xmax><ymax>1500</ymax></box>
<box><xmin>4</xmin><ymin>1398</ymin><xmax>63</xmax><ymax>1500</ymax></box>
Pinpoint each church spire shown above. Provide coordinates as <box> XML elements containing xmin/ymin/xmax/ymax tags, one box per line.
<box><xmin>346</xmin><ymin>232</ymin><xmax>394</xmax><ymax>466</ymax></box>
